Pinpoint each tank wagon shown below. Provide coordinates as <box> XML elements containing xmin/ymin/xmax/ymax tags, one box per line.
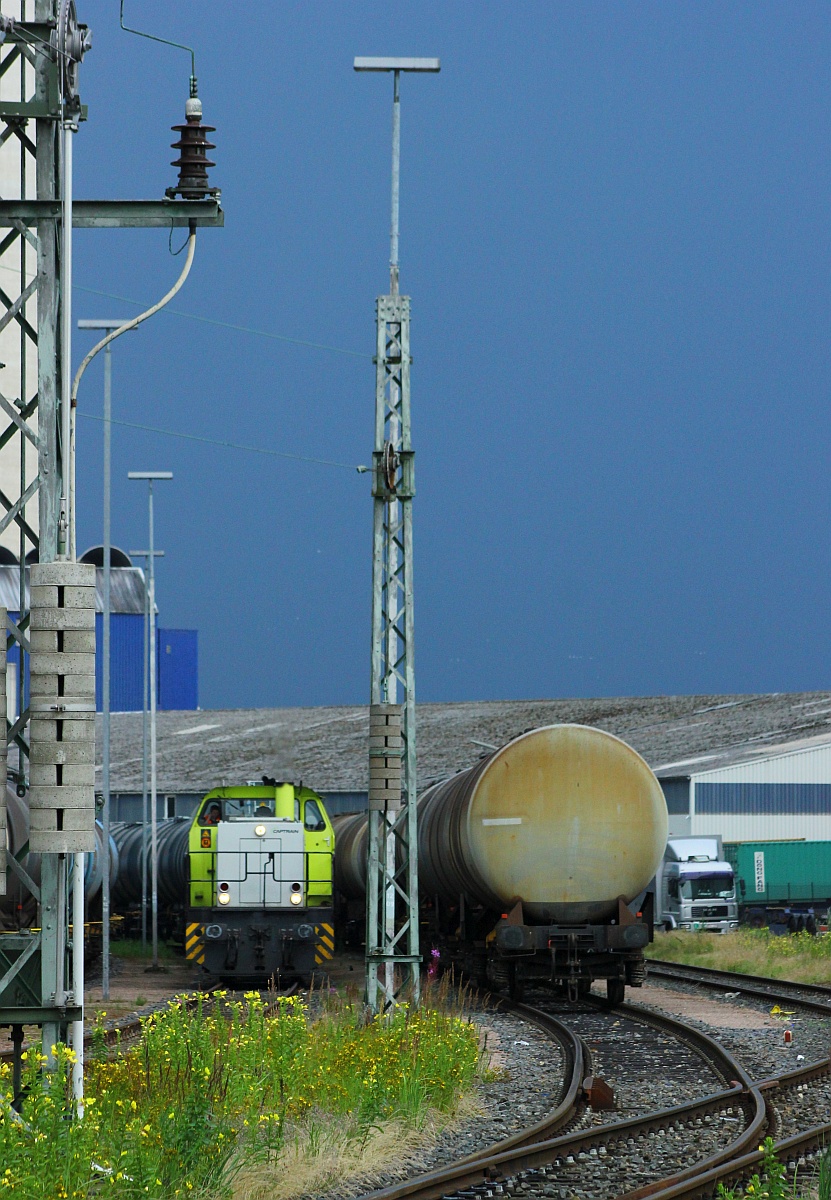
<box><xmin>0</xmin><ymin>785</ymin><xmax>116</xmax><ymax>929</ymax></box>
<box><xmin>336</xmin><ymin>724</ymin><xmax>668</xmax><ymax>1003</ymax></box>
<box><xmin>111</xmin><ymin>781</ymin><xmax>336</xmax><ymax>981</ymax></box>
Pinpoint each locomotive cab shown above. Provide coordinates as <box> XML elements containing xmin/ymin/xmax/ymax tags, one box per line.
<box><xmin>186</xmin><ymin>782</ymin><xmax>335</xmax><ymax>980</ymax></box>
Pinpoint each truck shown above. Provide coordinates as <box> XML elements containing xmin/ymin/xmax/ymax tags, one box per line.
<box><xmin>724</xmin><ymin>840</ymin><xmax>831</xmax><ymax>932</ymax></box>
<box><xmin>656</xmin><ymin>836</ymin><xmax>739</xmax><ymax>933</ymax></box>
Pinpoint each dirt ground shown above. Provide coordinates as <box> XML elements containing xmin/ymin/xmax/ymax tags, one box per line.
<box><xmin>0</xmin><ymin>950</ymin><xmax>787</xmax><ymax>1057</ymax></box>
<box><xmin>624</xmin><ymin>980</ymin><xmax>782</xmax><ymax>1029</ymax></box>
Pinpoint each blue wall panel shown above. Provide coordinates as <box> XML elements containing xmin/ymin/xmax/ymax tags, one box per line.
<box><xmin>96</xmin><ymin>613</ymin><xmax>144</xmax><ymax>712</ymax></box>
<box><xmin>157</xmin><ymin>628</ymin><xmax>198</xmax><ymax>711</ymax></box>
<box><xmin>696</xmin><ymin>782</ymin><xmax>831</xmax><ymax>815</ymax></box>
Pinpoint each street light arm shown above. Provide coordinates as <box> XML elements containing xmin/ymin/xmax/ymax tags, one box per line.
<box><xmin>69</xmin><ymin>227</ymin><xmax>196</xmax><ymax>558</ymax></box>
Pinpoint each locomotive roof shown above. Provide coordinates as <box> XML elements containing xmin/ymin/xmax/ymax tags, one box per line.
<box><xmin>97</xmin><ymin>691</ymin><xmax>831</xmax><ymax>796</ymax></box>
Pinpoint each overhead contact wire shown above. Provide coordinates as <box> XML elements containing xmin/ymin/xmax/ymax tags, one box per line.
<box><xmin>76</xmin><ymin>410</ymin><xmax>368</xmax><ymax>473</ymax></box>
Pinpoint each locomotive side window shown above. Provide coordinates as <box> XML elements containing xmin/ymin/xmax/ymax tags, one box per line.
<box><xmin>198</xmin><ymin>802</ymin><xmax>223</xmax><ymax>826</ymax></box>
<box><xmin>304</xmin><ymin>799</ymin><xmax>326</xmax><ymax>832</ymax></box>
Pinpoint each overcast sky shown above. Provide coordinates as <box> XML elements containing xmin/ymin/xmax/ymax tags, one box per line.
<box><xmin>72</xmin><ymin>2</ymin><xmax>830</xmax><ymax>710</ymax></box>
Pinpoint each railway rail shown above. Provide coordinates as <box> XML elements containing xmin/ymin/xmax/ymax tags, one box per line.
<box><xmin>355</xmin><ymin>972</ymin><xmax>831</xmax><ymax>1200</ymax></box>
<box><xmin>646</xmin><ymin>958</ymin><xmax>831</xmax><ymax>1015</ymax></box>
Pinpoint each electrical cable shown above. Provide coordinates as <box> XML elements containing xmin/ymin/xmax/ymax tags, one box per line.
<box><xmin>77</xmin><ymin>409</ymin><xmax>368</xmax><ymax>473</ymax></box>
<box><xmin>73</xmin><ymin>282</ymin><xmax>372</xmax><ymax>359</ymax></box>
<box><xmin>69</xmin><ymin>229</ymin><xmax>197</xmax><ymax>557</ymax></box>
<box><xmin>0</xmin><ymin>261</ymin><xmax>370</xmax><ymax>361</ymax></box>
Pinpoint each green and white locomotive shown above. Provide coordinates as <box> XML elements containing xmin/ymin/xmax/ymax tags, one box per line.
<box><xmin>185</xmin><ymin>782</ymin><xmax>336</xmax><ymax>978</ymax></box>
<box><xmin>111</xmin><ymin>781</ymin><xmax>336</xmax><ymax>982</ymax></box>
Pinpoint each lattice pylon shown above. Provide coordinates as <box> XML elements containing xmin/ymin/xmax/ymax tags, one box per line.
<box><xmin>366</xmin><ymin>293</ymin><xmax>419</xmax><ymax>1013</ymax></box>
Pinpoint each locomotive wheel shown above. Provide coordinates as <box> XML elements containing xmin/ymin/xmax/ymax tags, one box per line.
<box><xmin>606</xmin><ymin>978</ymin><xmax>625</xmax><ymax>1006</ymax></box>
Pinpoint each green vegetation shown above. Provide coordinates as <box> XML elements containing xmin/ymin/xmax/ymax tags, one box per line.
<box><xmin>108</xmin><ymin>938</ymin><xmax>176</xmax><ymax>962</ymax></box>
<box><xmin>716</xmin><ymin>1138</ymin><xmax>831</xmax><ymax>1200</ymax></box>
<box><xmin>0</xmin><ymin>988</ymin><xmax>482</xmax><ymax>1199</ymax></box>
<box><xmin>647</xmin><ymin>928</ymin><xmax>831</xmax><ymax>985</ymax></box>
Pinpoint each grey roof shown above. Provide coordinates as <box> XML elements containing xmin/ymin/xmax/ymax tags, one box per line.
<box><xmin>99</xmin><ymin>691</ymin><xmax>831</xmax><ymax>795</ymax></box>
<box><xmin>0</xmin><ymin>566</ymin><xmax>145</xmax><ymax>614</ymax></box>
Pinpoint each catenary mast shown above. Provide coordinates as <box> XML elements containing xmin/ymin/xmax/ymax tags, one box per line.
<box><xmin>354</xmin><ymin>56</ymin><xmax>439</xmax><ymax>1013</ymax></box>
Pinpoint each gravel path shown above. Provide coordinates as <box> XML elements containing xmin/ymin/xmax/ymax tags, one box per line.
<box><xmin>305</xmin><ymin>1005</ymin><xmax>567</xmax><ymax>1200</ymax></box>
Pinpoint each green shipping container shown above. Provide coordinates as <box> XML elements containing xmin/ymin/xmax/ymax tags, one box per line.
<box><xmin>724</xmin><ymin>840</ymin><xmax>831</xmax><ymax>906</ymax></box>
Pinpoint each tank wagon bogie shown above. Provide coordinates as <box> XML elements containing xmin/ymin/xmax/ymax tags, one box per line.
<box><xmin>335</xmin><ymin>724</ymin><xmax>668</xmax><ymax>1003</ymax></box>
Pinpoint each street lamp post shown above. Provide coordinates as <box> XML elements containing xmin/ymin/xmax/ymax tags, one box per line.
<box><xmin>128</xmin><ymin>547</ymin><xmax>164</xmax><ymax>952</ymax></box>
<box><xmin>128</xmin><ymin>472</ymin><xmax>172</xmax><ymax>970</ymax></box>
<box><xmin>77</xmin><ymin>318</ymin><xmax>131</xmax><ymax>1002</ymax></box>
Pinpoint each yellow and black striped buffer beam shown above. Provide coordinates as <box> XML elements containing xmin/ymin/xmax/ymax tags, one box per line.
<box><xmin>185</xmin><ymin>922</ymin><xmax>205</xmax><ymax>965</ymax></box>
<box><xmin>314</xmin><ymin>922</ymin><xmax>334</xmax><ymax>965</ymax></box>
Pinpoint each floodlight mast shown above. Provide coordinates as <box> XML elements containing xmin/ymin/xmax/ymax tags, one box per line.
<box><xmin>354</xmin><ymin>56</ymin><xmax>439</xmax><ymax>1014</ymax></box>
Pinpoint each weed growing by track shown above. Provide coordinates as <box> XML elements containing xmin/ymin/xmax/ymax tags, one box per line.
<box><xmin>716</xmin><ymin>1138</ymin><xmax>831</xmax><ymax>1200</ymax></box>
<box><xmin>0</xmin><ymin>986</ymin><xmax>481</xmax><ymax>1199</ymax></box>
<box><xmin>648</xmin><ymin>929</ymin><xmax>831</xmax><ymax>984</ymax></box>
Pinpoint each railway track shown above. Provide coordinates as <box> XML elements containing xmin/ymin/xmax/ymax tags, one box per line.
<box><xmin>646</xmin><ymin>958</ymin><xmax>831</xmax><ymax>1016</ymax></box>
<box><xmin>355</xmin><ymin>972</ymin><xmax>831</xmax><ymax>1200</ymax></box>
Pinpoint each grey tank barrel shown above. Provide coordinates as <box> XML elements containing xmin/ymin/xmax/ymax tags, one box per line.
<box><xmin>111</xmin><ymin>818</ymin><xmax>190</xmax><ymax>908</ymax></box>
<box><xmin>0</xmin><ymin>786</ymin><xmax>118</xmax><ymax>926</ymax></box>
<box><xmin>334</xmin><ymin>724</ymin><xmax>668</xmax><ymax>925</ymax></box>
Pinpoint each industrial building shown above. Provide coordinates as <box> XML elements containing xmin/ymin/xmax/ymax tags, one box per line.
<box><xmin>0</xmin><ymin>548</ymin><xmax>198</xmax><ymax>717</ymax></box>
<box><xmin>656</xmin><ymin>731</ymin><xmax>831</xmax><ymax>842</ymax></box>
<box><xmin>100</xmin><ymin>691</ymin><xmax>831</xmax><ymax>837</ymax></box>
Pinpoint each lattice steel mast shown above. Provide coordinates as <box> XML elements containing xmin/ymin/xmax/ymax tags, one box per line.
<box><xmin>354</xmin><ymin>56</ymin><xmax>439</xmax><ymax>1013</ymax></box>
<box><xmin>0</xmin><ymin>1</ymin><xmax>222</xmax><ymax>1104</ymax></box>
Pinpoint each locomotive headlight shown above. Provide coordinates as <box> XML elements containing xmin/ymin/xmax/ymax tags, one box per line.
<box><xmin>290</xmin><ymin>883</ymin><xmax>302</xmax><ymax>906</ymax></box>
<box><xmin>218</xmin><ymin>893</ymin><xmax>231</xmax><ymax>905</ymax></box>
<box><xmin>254</xmin><ymin>824</ymin><xmax>266</xmax><ymax>837</ymax></box>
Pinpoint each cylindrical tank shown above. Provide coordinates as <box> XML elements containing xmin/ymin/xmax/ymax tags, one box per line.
<box><xmin>0</xmin><ymin>786</ymin><xmax>118</xmax><ymax>927</ymax></box>
<box><xmin>335</xmin><ymin>724</ymin><xmax>668</xmax><ymax>924</ymax></box>
<box><xmin>332</xmin><ymin>810</ymin><xmax>369</xmax><ymax>899</ymax></box>
<box><xmin>111</xmin><ymin>818</ymin><xmax>191</xmax><ymax>908</ymax></box>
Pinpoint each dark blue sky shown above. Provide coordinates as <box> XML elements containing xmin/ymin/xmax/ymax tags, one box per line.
<box><xmin>72</xmin><ymin>2</ymin><xmax>831</xmax><ymax>709</ymax></box>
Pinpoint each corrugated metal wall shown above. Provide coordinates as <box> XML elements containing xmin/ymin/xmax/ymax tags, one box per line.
<box><xmin>693</xmin><ymin>742</ymin><xmax>831</xmax><ymax>785</ymax></box>
<box><xmin>95</xmin><ymin>613</ymin><xmax>144</xmax><ymax>712</ymax></box>
<box><xmin>688</xmin><ymin>742</ymin><xmax>831</xmax><ymax>842</ymax></box>
<box><xmin>92</xmin><ymin>619</ymin><xmax>199</xmax><ymax>712</ymax></box>
<box><xmin>660</xmin><ymin>778</ymin><xmax>690</xmax><ymax>814</ymax></box>
<box><xmin>157</xmin><ymin>628</ymin><xmax>198</xmax><ymax>711</ymax></box>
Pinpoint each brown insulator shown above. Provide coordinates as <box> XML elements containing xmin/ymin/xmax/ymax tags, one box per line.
<box><xmin>165</xmin><ymin>96</ymin><xmax>219</xmax><ymax>201</ymax></box>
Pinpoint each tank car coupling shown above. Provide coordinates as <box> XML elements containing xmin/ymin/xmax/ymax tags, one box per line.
<box><xmin>165</xmin><ymin>93</ymin><xmax>219</xmax><ymax>200</ymax></box>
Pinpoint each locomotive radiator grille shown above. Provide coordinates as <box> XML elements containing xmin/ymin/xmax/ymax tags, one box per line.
<box><xmin>314</xmin><ymin>922</ymin><xmax>335</xmax><ymax>964</ymax></box>
<box><xmin>185</xmin><ymin>922</ymin><xmax>205</xmax><ymax>965</ymax></box>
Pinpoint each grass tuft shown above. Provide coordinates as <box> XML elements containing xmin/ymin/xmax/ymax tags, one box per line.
<box><xmin>647</xmin><ymin>928</ymin><xmax>831</xmax><ymax>985</ymax></box>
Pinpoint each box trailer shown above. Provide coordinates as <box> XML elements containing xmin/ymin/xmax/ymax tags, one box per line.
<box><xmin>724</xmin><ymin>840</ymin><xmax>831</xmax><ymax>930</ymax></box>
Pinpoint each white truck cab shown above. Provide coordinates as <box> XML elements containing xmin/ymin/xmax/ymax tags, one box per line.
<box><xmin>657</xmin><ymin>836</ymin><xmax>739</xmax><ymax>933</ymax></box>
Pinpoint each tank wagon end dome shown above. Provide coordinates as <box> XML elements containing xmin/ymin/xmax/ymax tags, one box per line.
<box><xmin>419</xmin><ymin>723</ymin><xmax>668</xmax><ymax>924</ymax></box>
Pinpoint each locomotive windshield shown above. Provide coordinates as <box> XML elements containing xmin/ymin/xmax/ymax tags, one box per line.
<box><xmin>198</xmin><ymin>796</ymin><xmax>302</xmax><ymax>822</ymax></box>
